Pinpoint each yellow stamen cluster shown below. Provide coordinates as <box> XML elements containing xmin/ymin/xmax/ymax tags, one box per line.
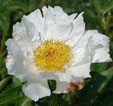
<box><xmin>33</xmin><ymin>39</ymin><xmax>71</xmax><ymax>72</ymax></box>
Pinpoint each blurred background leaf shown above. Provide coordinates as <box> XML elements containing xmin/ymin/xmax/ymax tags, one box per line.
<box><xmin>0</xmin><ymin>86</ymin><xmax>23</xmax><ymax>105</ymax></box>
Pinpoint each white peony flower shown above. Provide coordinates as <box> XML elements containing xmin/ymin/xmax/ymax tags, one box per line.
<box><xmin>5</xmin><ymin>6</ymin><xmax>112</xmax><ymax>101</ymax></box>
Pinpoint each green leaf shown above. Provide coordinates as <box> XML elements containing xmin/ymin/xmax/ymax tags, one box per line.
<box><xmin>84</xmin><ymin>9</ymin><xmax>101</xmax><ymax>29</ymax></box>
<box><xmin>0</xmin><ymin>76</ymin><xmax>12</xmax><ymax>91</ymax></box>
<box><xmin>91</xmin><ymin>62</ymin><xmax>108</xmax><ymax>73</ymax></box>
<box><xmin>92</xmin><ymin>91</ymin><xmax>113</xmax><ymax>106</ymax></box>
<box><xmin>19</xmin><ymin>96</ymin><xmax>31</xmax><ymax>106</ymax></box>
<box><xmin>101</xmin><ymin>67</ymin><xmax>113</xmax><ymax>91</ymax></box>
<box><xmin>0</xmin><ymin>86</ymin><xmax>23</xmax><ymax>105</ymax></box>
<box><xmin>14</xmin><ymin>11</ymin><xmax>25</xmax><ymax>22</ymax></box>
<box><xmin>101</xmin><ymin>0</ymin><xmax>113</xmax><ymax>15</ymax></box>
<box><xmin>98</xmin><ymin>67</ymin><xmax>113</xmax><ymax>92</ymax></box>
<box><xmin>101</xmin><ymin>67</ymin><xmax>113</xmax><ymax>80</ymax></box>
<box><xmin>12</xmin><ymin>77</ymin><xmax>22</xmax><ymax>87</ymax></box>
<box><xmin>77</xmin><ymin>72</ymin><xmax>106</xmax><ymax>104</ymax></box>
<box><xmin>48</xmin><ymin>80</ymin><xmax>56</xmax><ymax>92</ymax></box>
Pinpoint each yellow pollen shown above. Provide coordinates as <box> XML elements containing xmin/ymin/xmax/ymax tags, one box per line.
<box><xmin>32</xmin><ymin>39</ymin><xmax>71</xmax><ymax>72</ymax></box>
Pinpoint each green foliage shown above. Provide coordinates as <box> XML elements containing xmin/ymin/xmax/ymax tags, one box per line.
<box><xmin>0</xmin><ymin>76</ymin><xmax>12</xmax><ymax>91</ymax></box>
<box><xmin>0</xmin><ymin>0</ymin><xmax>28</xmax><ymax>33</ymax></box>
<box><xmin>0</xmin><ymin>86</ymin><xmax>23</xmax><ymax>105</ymax></box>
<box><xmin>0</xmin><ymin>0</ymin><xmax>113</xmax><ymax>106</ymax></box>
<box><xmin>101</xmin><ymin>0</ymin><xmax>113</xmax><ymax>15</ymax></box>
<box><xmin>77</xmin><ymin>72</ymin><xmax>106</xmax><ymax>104</ymax></box>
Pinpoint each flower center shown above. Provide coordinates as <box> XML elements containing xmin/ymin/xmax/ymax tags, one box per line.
<box><xmin>33</xmin><ymin>39</ymin><xmax>71</xmax><ymax>72</ymax></box>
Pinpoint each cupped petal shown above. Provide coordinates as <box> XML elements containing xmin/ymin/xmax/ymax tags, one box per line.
<box><xmin>22</xmin><ymin>80</ymin><xmax>51</xmax><ymax>101</ymax></box>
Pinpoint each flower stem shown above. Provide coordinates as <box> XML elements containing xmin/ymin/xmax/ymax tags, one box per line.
<box><xmin>52</xmin><ymin>94</ymin><xmax>58</xmax><ymax>106</ymax></box>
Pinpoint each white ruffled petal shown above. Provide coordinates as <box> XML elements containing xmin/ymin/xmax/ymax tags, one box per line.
<box><xmin>5</xmin><ymin>39</ymin><xmax>26</xmax><ymax>81</ymax></box>
<box><xmin>22</xmin><ymin>81</ymin><xmax>50</xmax><ymax>101</ymax></box>
<box><xmin>92</xmin><ymin>48</ymin><xmax>112</xmax><ymax>62</ymax></box>
<box><xmin>23</xmin><ymin>9</ymin><xmax>44</xmax><ymax>33</ymax></box>
<box><xmin>83</xmin><ymin>30</ymin><xmax>112</xmax><ymax>63</ymax></box>
<box><xmin>22</xmin><ymin>18</ymin><xmax>40</xmax><ymax>41</ymax></box>
<box><xmin>66</xmin><ymin>12</ymin><xmax>85</xmax><ymax>47</ymax></box>
<box><xmin>13</xmin><ymin>22</ymin><xmax>26</xmax><ymax>41</ymax></box>
<box><xmin>13</xmin><ymin>18</ymin><xmax>40</xmax><ymax>42</ymax></box>
<box><xmin>42</xmin><ymin>6</ymin><xmax>70</xmax><ymax>24</ymax></box>
<box><xmin>13</xmin><ymin>19</ymin><xmax>41</xmax><ymax>58</ymax></box>
<box><xmin>42</xmin><ymin>6</ymin><xmax>74</xmax><ymax>40</ymax></box>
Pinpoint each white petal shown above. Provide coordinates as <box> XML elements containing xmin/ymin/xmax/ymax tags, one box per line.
<box><xmin>22</xmin><ymin>81</ymin><xmax>50</xmax><ymax>101</ymax></box>
<box><xmin>23</xmin><ymin>9</ymin><xmax>44</xmax><ymax>33</ymax></box>
<box><xmin>68</xmin><ymin>62</ymin><xmax>91</xmax><ymax>78</ymax></box>
<box><xmin>37</xmin><ymin>72</ymin><xmax>72</xmax><ymax>82</ymax></box>
<box><xmin>69</xmin><ymin>35</ymin><xmax>92</xmax><ymax>78</ymax></box>
<box><xmin>13</xmin><ymin>22</ymin><xmax>26</xmax><ymax>41</ymax></box>
<box><xmin>42</xmin><ymin>6</ymin><xmax>74</xmax><ymax>40</ymax></box>
<box><xmin>5</xmin><ymin>39</ymin><xmax>25</xmax><ymax>81</ymax></box>
<box><xmin>69</xmin><ymin>13</ymin><xmax>77</xmax><ymax>21</ymax></box>
<box><xmin>53</xmin><ymin>80</ymin><xmax>69</xmax><ymax>94</ymax></box>
<box><xmin>13</xmin><ymin>18</ymin><xmax>40</xmax><ymax>42</ymax></box>
<box><xmin>42</xmin><ymin>6</ymin><xmax>70</xmax><ymax>24</ymax></box>
<box><xmin>21</xmin><ymin>9</ymin><xmax>46</xmax><ymax>41</ymax></box>
<box><xmin>12</xmin><ymin>19</ymin><xmax>41</xmax><ymax>57</ymax></box>
<box><xmin>57</xmin><ymin>73</ymin><xmax>72</xmax><ymax>82</ymax></box>
<box><xmin>45</xmin><ymin>23</ymin><xmax>73</xmax><ymax>40</ymax></box>
<box><xmin>83</xmin><ymin>30</ymin><xmax>112</xmax><ymax>63</ymax></box>
<box><xmin>71</xmin><ymin>48</ymin><xmax>89</xmax><ymax>66</ymax></box>
<box><xmin>92</xmin><ymin>47</ymin><xmax>112</xmax><ymax>62</ymax></box>
<box><xmin>66</xmin><ymin>12</ymin><xmax>85</xmax><ymax>47</ymax></box>
<box><xmin>71</xmin><ymin>77</ymin><xmax>84</xmax><ymax>83</ymax></box>
<box><xmin>54</xmin><ymin>77</ymin><xmax>84</xmax><ymax>94</ymax></box>
<box><xmin>22</xmin><ymin>18</ymin><xmax>40</xmax><ymax>41</ymax></box>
